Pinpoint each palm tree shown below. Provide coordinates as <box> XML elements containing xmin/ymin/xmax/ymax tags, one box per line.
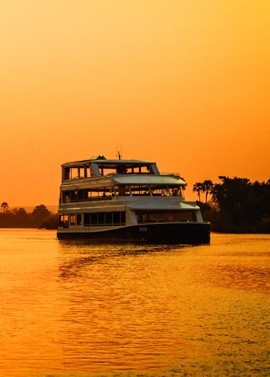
<box><xmin>193</xmin><ymin>182</ymin><xmax>204</xmax><ymax>202</ymax></box>
<box><xmin>1</xmin><ymin>202</ymin><xmax>9</xmax><ymax>212</ymax></box>
<box><xmin>202</xmin><ymin>180</ymin><xmax>214</xmax><ymax>203</ymax></box>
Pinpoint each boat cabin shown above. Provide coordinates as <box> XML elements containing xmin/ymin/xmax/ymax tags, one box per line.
<box><xmin>61</xmin><ymin>156</ymin><xmax>161</xmax><ymax>181</ymax></box>
<box><xmin>59</xmin><ymin>156</ymin><xmax>186</xmax><ymax>205</ymax></box>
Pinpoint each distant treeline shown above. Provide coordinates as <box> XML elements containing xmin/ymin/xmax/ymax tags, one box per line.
<box><xmin>194</xmin><ymin>177</ymin><xmax>270</xmax><ymax>233</ymax></box>
<box><xmin>0</xmin><ymin>204</ymin><xmax>57</xmax><ymax>229</ymax></box>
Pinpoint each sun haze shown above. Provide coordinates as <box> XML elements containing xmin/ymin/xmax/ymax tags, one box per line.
<box><xmin>0</xmin><ymin>0</ymin><xmax>269</xmax><ymax>207</ymax></box>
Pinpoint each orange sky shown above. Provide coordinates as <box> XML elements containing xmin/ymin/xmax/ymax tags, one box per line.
<box><xmin>0</xmin><ymin>0</ymin><xmax>269</xmax><ymax>207</ymax></box>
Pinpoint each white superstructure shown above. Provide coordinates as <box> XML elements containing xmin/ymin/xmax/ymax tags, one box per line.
<box><xmin>57</xmin><ymin>155</ymin><xmax>210</xmax><ymax>243</ymax></box>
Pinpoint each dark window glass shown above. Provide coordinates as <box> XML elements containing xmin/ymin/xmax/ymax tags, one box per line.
<box><xmin>113</xmin><ymin>212</ymin><xmax>120</xmax><ymax>225</ymax></box>
<box><xmin>83</xmin><ymin>211</ymin><xmax>125</xmax><ymax>226</ymax></box>
<box><xmin>106</xmin><ymin>212</ymin><xmax>113</xmax><ymax>225</ymax></box>
<box><xmin>77</xmin><ymin>214</ymin><xmax>82</xmax><ymax>225</ymax></box>
<box><xmin>135</xmin><ymin>211</ymin><xmax>196</xmax><ymax>223</ymax></box>
<box><xmin>120</xmin><ymin>212</ymin><xmax>126</xmax><ymax>225</ymax></box>
<box><xmin>98</xmin><ymin>212</ymin><xmax>105</xmax><ymax>225</ymax></box>
<box><xmin>84</xmin><ymin>213</ymin><xmax>90</xmax><ymax>226</ymax></box>
<box><xmin>90</xmin><ymin>212</ymin><xmax>98</xmax><ymax>225</ymax></box>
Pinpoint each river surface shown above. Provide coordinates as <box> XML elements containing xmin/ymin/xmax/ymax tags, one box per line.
<box><xmin>0</xmin><ymin>229</ymin><xmax>269</xmax><ymax>377</ymax></box>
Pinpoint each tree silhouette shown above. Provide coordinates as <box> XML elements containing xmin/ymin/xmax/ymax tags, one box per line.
<box><xmin>202</xmin><ymin>180</ymin><xmax>214</xmax><ymax>203</ymax></box>
<box><xmin>30</xmin><ymin>204</ymin><xmax>51</xmax><ymax>227</ymax></box>
<box><xmin>1</xmin><ymin>202</ymin><xmax>9</xmax><ymax>212</ymax></box>
<box><xmin>31</xmin><ymin>204</ymin><xmax>50</xmax><ymax>218</ymax></box>
<box><xmin>193</xmin><ymin>182</ymin><xmax>204</xmax><ymax>202</ymax></box>
<box><xmin>212</xmin><ymin>176</ymin><xmax>250</xmax><ymax>216</ymax></box>
<box><xmin>210</xmin><ymin>176</ymin><xmax>270</xmax><ymax>231</ymax></box>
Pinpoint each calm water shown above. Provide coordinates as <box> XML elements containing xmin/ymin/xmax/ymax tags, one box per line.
<box><xmin>0</xmin><ymin>230</ymin><xmax>269</xmax><ymax>377</ymax></box>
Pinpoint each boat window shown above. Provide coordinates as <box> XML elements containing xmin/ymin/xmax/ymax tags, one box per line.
<box><xmin>106</xmin><ymin>212</ymin><xmax>113</xmax><ymax>224</ymax></box>
<box><xmin>69</xmin><ymin>167</ymin><xmax>79</xmax><ymax>179</ymax></box>
<box><xmin>117</xmin><ymin>166</ymin><xmax>127</xmax><ymax>174</ymax></box>
<box><xmin>113</xmin><ymin>211</ymin><xmax>126</xmax><ymax>225</ymax></box>
<box><xmin>70</xmin><ymin>214</ymin><xmax>76</xmax><ymax>225</ymax></box>
<box><xmin>59</xmin><ymin>213</ymin><xmax>82</xmax><ymax>226</ymax></box>
<box><xmin>87</xmin><ymin>188</ymin><xmax>113</xmax><ymax>200</ymax></box>
<box><xmin>63</xmin><ymin>168</ymin><xmax>70</xmax><ymax>180</ymax></box>
<box><xmin>90</xmin><ymin>213</ymin><xmax>98</xmax><ymax>225</ymax></box>
<box><xmin>115</xmin><ymin>185</ymin><xmax>151</xmax><ymax>196</ymax></box>
<box><xmin>150</xmin><ymin>187</ymin><xmax>182</xmax><ymax>197</ymax></box>
<box><xmin>104</xmin><ymin>168</ymin><xmax>117</xmax><ymax>176</ymax></box>
<box><xmin>135</xmin><ymin>210</ymin><xmax>197</xmax><ymax>223</ymax></box>
<box><xmin>60</xmin><ymin>186</ymin><xmax>182</xmax><ymax>203</ymax></box>
<box><xmin>59</xmin><ymin>214</ymin><xmax>69</xmax><ymax>227</ymax></box>
<box><xmin>115</xmin><ymin>186</ymin><xmax>130</xmax><ymax>196</ymax></box>
<box><xmin>150</xmin><ymin>187</ymin><xmax>169</xmax><ymax>196</ymax></box>
<box><xmin>171</xmin><ymin>188</ymin><xmax>182</xmax><ymax>196</ymax></box>
<box><xmin>84</xmin><ymin>167</ymin><xmax>91</xmax><ymax>178</ymax></box>
<box><xmin>96</xmin><ymin>164</ymin><xmax>151</xmax><ymax>175</ymax></box>
<box><xmin>88</xmin><ymin>190</ymin><xmax>101</xmax><ymax>199</ymax></box>
<box><xmin>62</xmin><ymin>166</ymin><xmax>92</xmax><ymax>180</ymax></box>
<box><xmin>83</xmin><ymin>211</ymin><xmax>126</xmax><ymax>226</ymax></box>
<box><xmin>128</xmin><ymin>166</ymin><xmax>150</xmax><ymax>174</ymax></box>
<box><xmin>61</xmin><ymin>188</ymin><xmax>114</xmax><ymax>203</ymax></box>
<box><xmin>129</xmin><ymin>185</ymin><xmax>151</xmax><ymax>196</ymax></box>
<box><xmin>84</xmin><ymin>213</ymin><xmax>90</xmax><ymax>226</ymax></box>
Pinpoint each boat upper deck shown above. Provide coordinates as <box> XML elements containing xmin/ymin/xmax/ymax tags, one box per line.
<box><xmin>61</xmin><ymin>156</ymin><xmax>186</xmax><ymax>187</ymax></box>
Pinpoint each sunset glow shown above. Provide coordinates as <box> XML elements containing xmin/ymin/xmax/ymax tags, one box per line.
<box><xmin>0</xmin><ymin>0</ymin><xmax>269</xmax><ymax>206</ymax></box>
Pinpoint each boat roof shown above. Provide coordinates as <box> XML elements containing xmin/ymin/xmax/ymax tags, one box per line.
<box><xmin>114</xmin><ymin>176</ymin><xmax>186</xmax><ymax>186</ymax></box>
<box><xmin>62</xmin><ymin>157</ymin><xmax>154</xmax><ymax>168</ymax></box>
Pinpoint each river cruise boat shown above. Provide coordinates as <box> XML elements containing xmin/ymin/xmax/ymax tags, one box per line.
<box><xmin>57</xmin><ymin>155</ymin><xmax>210</xmax><ymax>244</ymax></box>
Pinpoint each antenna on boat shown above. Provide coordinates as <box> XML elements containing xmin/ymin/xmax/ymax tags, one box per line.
<box><xmin>117</xmin><ymin>145</ymin><xmax>122</xmax><ymax>160</ymax></box>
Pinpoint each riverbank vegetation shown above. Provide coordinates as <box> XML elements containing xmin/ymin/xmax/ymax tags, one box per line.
<box><xmin>194</xmin><ymin>177</ymin><xmax>270</xmax><ymax>233</ymax></box>
<box><xmin>0</xmin><ymin>204</ymin><xmax>57</xmax><ymax>229</ymax></box>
